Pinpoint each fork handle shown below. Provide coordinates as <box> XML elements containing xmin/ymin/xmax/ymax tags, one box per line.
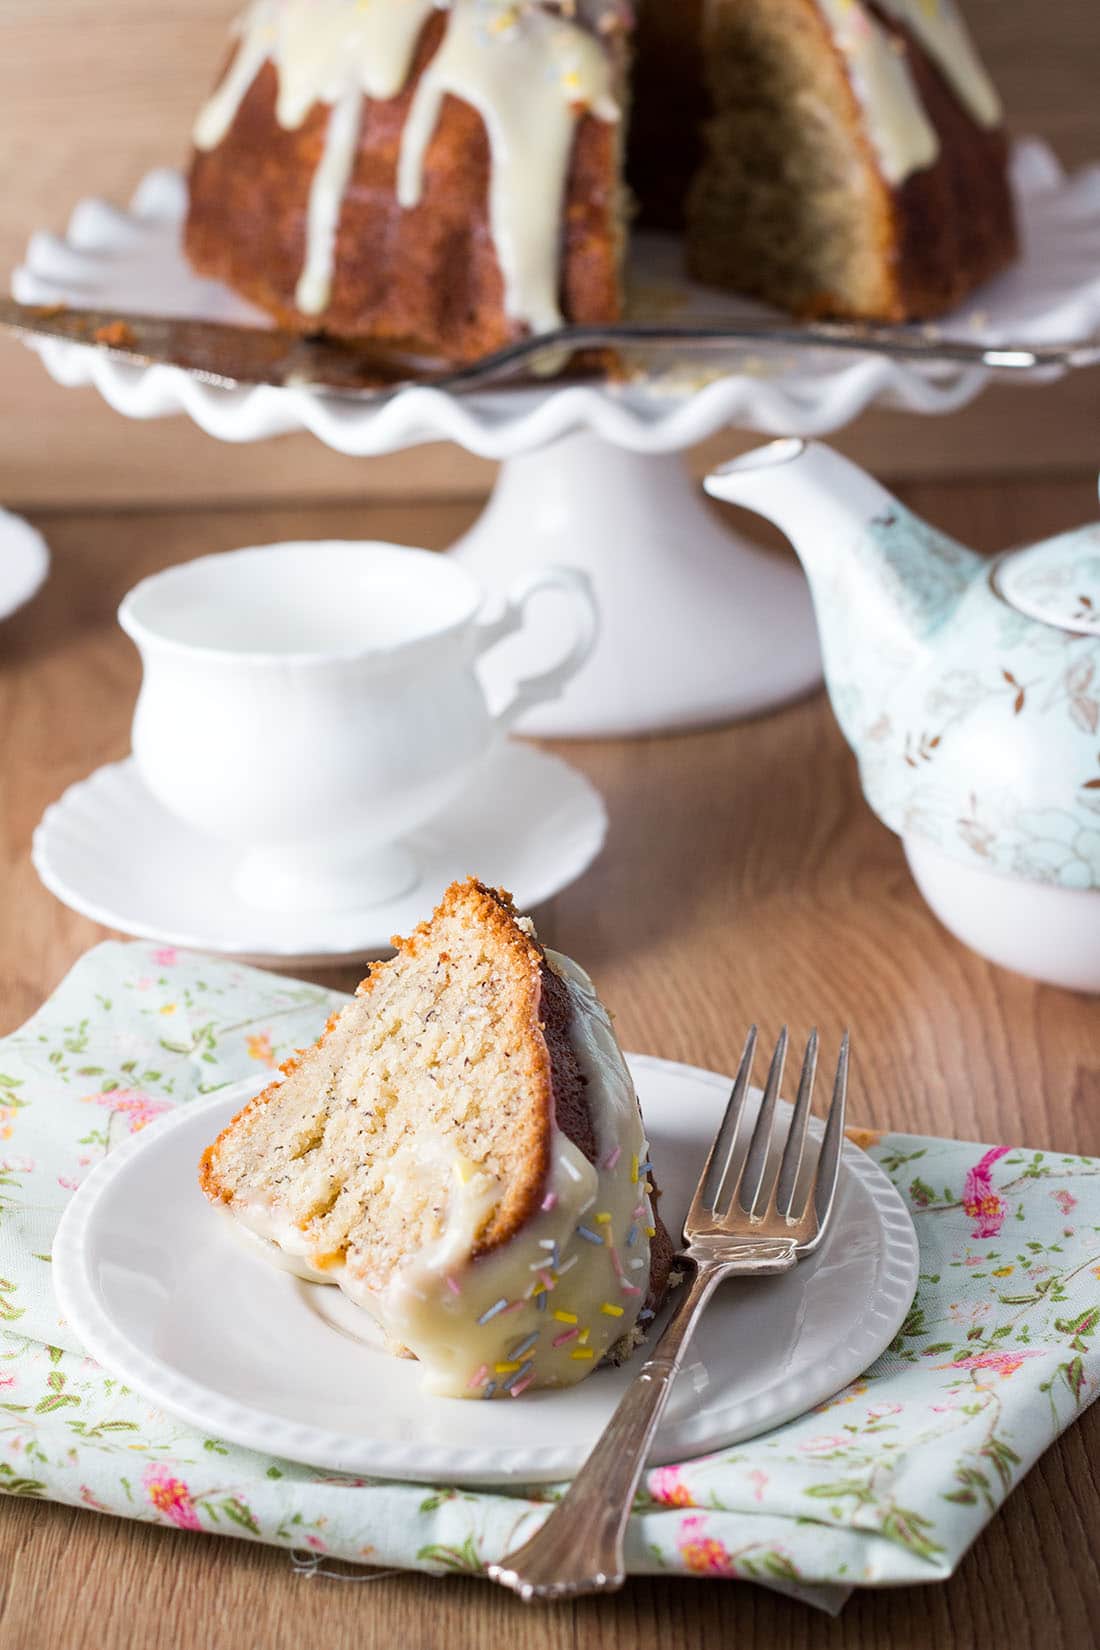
<box><xmin>488</xmin><ymin>1261</ymin><xmax>727</xmax><ymax>1601</ymax></box>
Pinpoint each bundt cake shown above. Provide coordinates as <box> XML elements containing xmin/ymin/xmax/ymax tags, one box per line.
<box><xmin>200</xmin><ymin>878</ymin><xmax>673</xmax><ymax>1399</ymax></box>
<box><xmin>185</xmin><ymin>0</ymin><xmax>1017</xmax><ymax>356</ymax></box>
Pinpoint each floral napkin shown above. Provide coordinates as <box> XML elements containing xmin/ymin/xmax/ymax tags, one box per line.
<box><xmin>1</xmin><ymin>943</ymin><xmax>1097</xmax><ymax>1612</ymax></box>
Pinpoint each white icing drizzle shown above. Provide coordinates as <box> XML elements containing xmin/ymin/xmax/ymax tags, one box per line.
<box><xmin>816</xmin><ymin>0</ymin><xmax>1001</xmax><ymax>186</ymax></box>
<box><xmin>295</xmin><ymin>84</ymin><xmax>365</xmax><ymax>314</ymax></box>
<box><xmin>193</xmin><ymin>0</ymin><xmax>619</xmax><ymax>333</ymax></box>
<box><xmin>876</xmin><ymin>0</ymin><xmax>1002</xmax><ymax>130</ymax></box>
<box><xmin>817</xmin><ymin>0</ymin><xmax>938</xmax><ymax>184</ymax></box>
<box><xmin>398</xmin><ymin>1</ymin><xmax>618</xmax><ymax>333</ymax></box>
<box><xmin>224</xmin><ymin>948</ymin><xmax>655</xmax><ymax>1398</ymax></box>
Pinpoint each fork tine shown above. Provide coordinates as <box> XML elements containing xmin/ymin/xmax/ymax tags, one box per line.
<box><xmin>774</xmin><ymin>1029</ymin><xmax>819</xmax><ymax>1218</ymax></box>
<box><xmin>735</xmin><ymin>1026</ymin><xmax>788</xmax><ymax>1217</ymax></box>
<box><xmin>807</xmin><ymin>1032</ymin><xmax>849</xmax><ymax>1234</ymax></box>
<box><xmin>686</xmin><ymin>1026</ymin><xmax>757</xmax><ymax>1226</ymax></box>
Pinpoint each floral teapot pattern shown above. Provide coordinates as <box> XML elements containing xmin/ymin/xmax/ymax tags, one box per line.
<box><xmin>705</xmin><ymin>440</ymin><xmax>1100</xmax><ymax>895</ymax></box>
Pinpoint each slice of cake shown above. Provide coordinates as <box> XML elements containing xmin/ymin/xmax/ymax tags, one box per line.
<box><xmin>200</xmin><ymin>878</ymin><xmax>673</xmax><ymax>1398</ymax></box>
<box><xmin>682</xmin><ymin>0</ymin><xmax>1018</xmax><ymax>322</ymax></box>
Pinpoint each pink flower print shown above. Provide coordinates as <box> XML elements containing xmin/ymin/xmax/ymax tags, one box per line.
<box><xmin>649</xmin><ymin>1466</ymin><xmax>695</xmax><ymax>1507</ymax></box>
<box><xmin>143</xmin><ymin>1462</ymin><xmax>202</xmax><ymax>1531</ymax></box>
<box><xmin>152</xmin><ymin>948</ymin><xmax>178</xmax><ymax>967</ymax></box>
<box><xmin>962</xmin><ymin>1146</ymin><xmax>1010</xmax><ymax>1237</ymax></box>
<box><xmin>0</xmin><ymin>1374</ymin><xmax>15</xmax><ymax>1391</ymax></box>
<box><xmin>937</xmin><ymin>1349</ymin><xmax>1047</xmax><ymax>1379</ymax></box>
<box><xmin>0</xmin><ymin>1156</ymin><xmax>34</xmax><ymax>1175</ymax></box>
<box><xmin>1052</xmin><ymin>1189</ymin><xmax>1078</xmax><ymax>1216</ymax></box>
<box><xmin>677</xmin><ymin>1515</ymin><xmax>737</xmax><ymax>1578</ymax></box>
<box><xmin>0</xmin><ymin>1107</ymin><xmax>19</xmax><ymax>1142</ymax></box>
<box><xmin>83</xmin><ymin>1089</ymin><xmax>172</xmax><ymax>1134</ymax></box>
<box><xmin>304</xmin><ymin>1534</ymin><xmax>326</xmax><ymax>1551</ymax></box>
<box><xmin>246</xmin><ymin>1031</ymin><xmax>276</xmax><ymax>1070</ymax></box>
<box><xmin>866</xmin><ymin>1401</ymin><xmax>902</xmax><ymax>1420</ymax></box>
<box><xmin>798</xmin><ymin>1433</ymin><xmax>850</xmax><ymax>1456</ymax></box>
<box><xmin>747</xmin><ymin>1468</ymin><xmax>768</xmax><ymax>1503</ymax></box>
<box><xmin>949</xmin><ymin>1300</ymin><xmax>990</xmax><ymax>1328</ymax></box>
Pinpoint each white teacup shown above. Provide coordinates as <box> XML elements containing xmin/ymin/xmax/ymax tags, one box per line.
<box><xmin>119</xmin><ymin>542</ymin><xmax>598</xmax><ymax>913</ymax></box>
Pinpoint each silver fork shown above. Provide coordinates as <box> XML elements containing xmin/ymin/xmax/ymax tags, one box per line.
<box><xmin>488</xmin><ymin>1024</ymin><xmax>849</xmax><ymax>1603</ymax></box>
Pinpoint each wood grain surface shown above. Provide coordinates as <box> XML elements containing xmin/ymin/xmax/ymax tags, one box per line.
<box><xmin>1</xmin><ymin>477</ymin><xmax>1099</xmax><ymax>1645</ymax></box>
<box><xmin>0</xmin><ymin>0</ymin><xmax>1098</xmax><ymax>506</ymax></box>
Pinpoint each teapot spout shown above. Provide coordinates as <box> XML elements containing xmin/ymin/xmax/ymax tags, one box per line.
<box><xmin>705</xmin><ymin>441</ymin><xmax>984</xmax><ymax>714</ymax></box>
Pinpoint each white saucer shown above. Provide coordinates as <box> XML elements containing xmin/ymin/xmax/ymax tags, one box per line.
<box><xmin>0</xmin><ymin>509</ymin><xmax>49</xmax><ymax>622</ymax></box>
<box><xmin>32</xmin><ymin>743</ymin><xmax>607</xmax><ymax>966</ymax></box>
<box><xmin>53</xmin><ymin>1057</ymin><xmax>919</xmax><ymax>1486</ymax></box>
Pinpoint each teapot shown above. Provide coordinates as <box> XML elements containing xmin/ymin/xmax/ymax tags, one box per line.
<box><xmin>705</xmin><ymin>439</ymin><xmax>1100</xmax><ymax>992</ymax></box>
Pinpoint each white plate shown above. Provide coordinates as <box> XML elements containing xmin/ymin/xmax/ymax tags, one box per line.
<box><xmin>31</xmin><ymin>743</ymin><xmax>606</xmax><ymax>967</ymax></box>
<box><xmin>12</xmin><ymin>142</ymin><xmax>1100</xmax><ymax>456</ymax></box>
<box><xmin>0</xmin><ymin>509</ymin><xmax>49</xmax><ymax>621</ymax></box>
<box><xmin>53</xmin><ymin>1055</ymin><xmax>918</xmax><ymax>1486</ymax></box>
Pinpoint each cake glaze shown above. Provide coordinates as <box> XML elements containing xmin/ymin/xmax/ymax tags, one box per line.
<box><xmin>816</xmin><ymin>0</ymin><xmax>1002</xmax><ymax>186</ymax></box>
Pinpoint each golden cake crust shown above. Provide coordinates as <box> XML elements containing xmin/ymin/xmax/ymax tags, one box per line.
<box><xmin>185</xmin><ymin>15</ymin><xmax>623</xmax><ymax>359</ymax></box>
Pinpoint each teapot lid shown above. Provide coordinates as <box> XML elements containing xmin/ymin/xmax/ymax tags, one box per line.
<box><xmin>995</xmin><ymin>528</ymin><xmax>1100</xmax><ymax>637</ymax></box>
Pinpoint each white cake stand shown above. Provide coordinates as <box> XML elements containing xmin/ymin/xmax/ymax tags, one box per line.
<box><xmin>14</xmin><ymin>141</ymin><xmax>1100</xmax><ymax>736</ymax></box>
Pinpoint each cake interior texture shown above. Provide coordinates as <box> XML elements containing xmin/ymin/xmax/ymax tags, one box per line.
<box><xmin>200</xmin><ymin>878</ymin><xmax>672</xmax><ymax>1398</ymax></box>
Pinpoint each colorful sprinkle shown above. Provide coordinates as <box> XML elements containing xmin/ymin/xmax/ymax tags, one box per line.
<box><xmin>445</xmin><ymin>1275</ymin><xmax>461</xmax><ymax>1297</ymax></box>
<box><xmin>552</xmin><ymin>1327</ymin><xmax>579</xmax><ymax>1348</ymax></box>
<box><xmin>578</xmin><ymin>1328</ymin><xmax>590</xmax><ymax>1346</ymax></box>
<box><xmin>501</xmin><ymin>1299</ymin><xmax>525</xmax><ymax>1315</ymax></box>
<box><xmin>633</xmin><ymin>1204</ymin><xmax>648</xmax><ymax>1221</ymax></box>
<box><xmin>537</xmin><ymin>1270</ymin><xmax>555</xmax><ymax>1292</ymax></box>
<box><xmin>602</xmin><ymin>1145</ymin><xmax>622</xmax><ymax>1171</ymax></box>
<box><xmin>541</xmin><ymin>1191</ymin><xmax>558</xmax><ymax>1212</ymax></box>
<box><xmin>626</xmin><ymin>1225</ymin><xmax>639</xmax><ymax>1247</ymax></box>
<box><xmin>630</xmin><ymin>1154</ymin><xmax>639</xmax><ymax>1184</ymax></box>
<box><xmin>510</xmin><ymin>1370</ymin><xmax>537</xmax><ymax>1397</ymax></box>
<box><xmin>645</xmin><ymin>1226</ymin><xmax>656</xmax><ymax>1238</ymax></box>
<box><xmin>536</xmin><ymin>1291</ymin><xmax>549</xmax><ymax>1312</ymax></box>
<box><xmin>553</xmin><ymin>1309</ymin><xmax>578</xmax><ymax>1324</ymax></box>
<box><xmin>571</xmin><ymin>1348</ymin><xmax>595</xmax><ymax>1361</ymax></box>
<box><xmin>557</xmin><ymin>1254</ymin><xmax>579</xmax><ymax>1277</ymax></box>
<box><xmin>496</xmin><ymin>1361</ymin><xmax>522</xmax><ymax>1374</ymax></box>
<box><xmin>577</xmin><ymin>1225</ymin><xmax>603</xmax><ymax>1245</ymax></box>
<box><xmin>482</xmin><ymin>1381</ymin><xmax>498</xmax><ymax>1399</ymax></box>
<box><xmin>601</xmin><ymin>1302</ymin><xmax>624</xmax><ymax>1318</ymax></box>
<box><xmin>562</xmin><ymin>1158</ymin><xmax>583</xmax><ymax>1183</ymax></box>
<box><xmin>501</xmin><ymin>1360</ymin><xmax>533</xmax><ymax>1392</ymax></box>
<box><xmin>637</xmin><ymin>1160</ymin><xmax>653</xmax><ymax>1178</ymax></box>
<box><xmin>610</xmin><ymin>1247</ymin><xmax>625</xmax><ymax>1278</ymax></box>
<box><xmin>630</xmin><ymin>1257</ymin><xmax>646</xmax><ymax>1270</ymax></box>
<box><xmin>621</xmin><ymin>1283</ymin><xmax>642</xmax><ymax>1296</ymax></box>
<box><xmin>595</xmin><ymin>1211</ymin><xmax>612</xmax><ymax>1225</ymax></box>
<box><xmin>468</xmin><ymin>1364</ymin><xmax>489</xmax><ymax>1391</ymax></box>
<box><xmin>509</xmin><ymin>1332</ymin><xmax>539</xmax><ymax>1361</ymax></box>
<box><xmin>478</xmin><ymin>1298</ymin><xmax>509</xmax><ymax>1324</ymax></box>
<box><xmin>638</xmin><ymin>1309</ymin><xmax>655</xmax><ymax>1322</ymax></box>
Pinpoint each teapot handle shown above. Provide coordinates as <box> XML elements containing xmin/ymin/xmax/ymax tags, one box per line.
<box><xmin>473</xmin><ymin>567</ymin><xmax>599</xmax><ymax>732</ymax></box>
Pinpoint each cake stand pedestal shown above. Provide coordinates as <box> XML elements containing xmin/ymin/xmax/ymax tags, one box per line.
<box><xmin>454</xmin><ymin>431</ymin><xmax>819</xmax><ymax>737</ymax></box>
<box><xmin>15</xmin><ymin>144</ymin><xmax>1100</xmax><ymax>738</ymax></box>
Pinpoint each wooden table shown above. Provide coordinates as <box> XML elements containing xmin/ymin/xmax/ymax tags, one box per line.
<box><xmin>2</xmin><ymin>475</ymin><xmax>1099</xmax><ymax>1647</ymax></box>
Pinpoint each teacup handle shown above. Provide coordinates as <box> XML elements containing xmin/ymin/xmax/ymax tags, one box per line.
<box><xmin>474</xmin><ymin>567</ymin><xmax>599</xmax><ymax>732</ymax></box>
